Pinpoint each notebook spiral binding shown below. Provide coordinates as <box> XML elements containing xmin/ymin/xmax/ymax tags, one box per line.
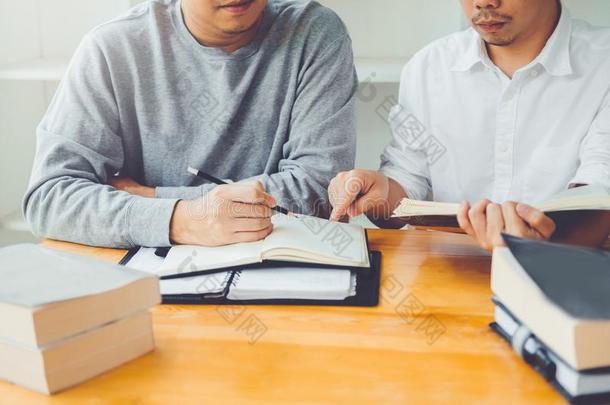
<box><xmin>229</xmin><ymin>270</ymin><xmax>242</xmax><ymax>288</ymax></box>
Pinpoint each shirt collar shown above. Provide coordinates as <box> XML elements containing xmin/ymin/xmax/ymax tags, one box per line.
<box><xmin>535</xmin><ymin>6</ymin><xmax>573</xmax><ymax>76</ymax></box>
<box><xmin>449</xmin><ymin>29</ymin><xmax>488</xmax><ymax>72</ymax></box>
<box><xmin>450</xmin><ymin>4</ymin><xmax>573</xmax><ymax>77</ymax></box>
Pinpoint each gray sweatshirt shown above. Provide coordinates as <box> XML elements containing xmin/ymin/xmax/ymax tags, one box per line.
<box><xmin>23</xmin><ymin>0</ymin><xmax>357</xmax><ymax>248</ymax></box>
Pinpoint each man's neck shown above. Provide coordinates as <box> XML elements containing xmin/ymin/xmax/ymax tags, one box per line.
<box><xmin>487</xmin><ymin>5</ymin><xmax>561</xmax><ymax>78</ymax></box>
<box><xmin>181</xmin><ymin>0</ymin><xmax>263</xmax><ymax>53</ymax></box>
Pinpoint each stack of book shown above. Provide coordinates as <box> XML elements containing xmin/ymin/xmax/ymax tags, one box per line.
<box><xmin>0</xmin><ymin>244</ymin><xmax>160</xmax><ymax>394</ymax></box>
<box><xmin>491</xmin><ymin>235</ymin><xmax>610</xmax><ymax>404</ymax></box>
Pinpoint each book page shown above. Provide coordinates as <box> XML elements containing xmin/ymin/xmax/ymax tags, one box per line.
<box><xmin>158</xmin><ymin>241</ymin><xmax>264</xmax><ymax>276</ymax></box>
<box><xmin>157</xmin><ymin>215</ymin><xmax>369</xmax><ymax>275</ymax></box>
<box><xmin>535</xmin><ymin>185</ymin><xmax>610</xmax><ymax>212</ymax></box>
<box><xmin>392</xmin><ymin>199</ymin><xmax>461</xmax><ymax>217</ymax></box>
<box><xmin>262</xmin><ymin>215</ymin><xmax>369</xmax><ymax>267</ymax></box>
<box><xmin>393</xmin><ymin>185</ymin><xmax>610</xmax><ymax>218</ymax></box>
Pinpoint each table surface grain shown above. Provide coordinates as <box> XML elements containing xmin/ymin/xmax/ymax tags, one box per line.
<box><xmin>0</xmin><ymin>229</ymin><xmax>567</xmax><ymax>405</ymax></box>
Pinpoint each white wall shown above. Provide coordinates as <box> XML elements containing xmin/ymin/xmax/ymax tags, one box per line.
<box><xmin>319</xmin><ymin>0</ymin><xmax>464</xmax><ymax>170</ymax></box>
<box><xmin>564</xmin><ymin>0</ymin><xmax>610</xmax><ymax>26</ymax></box>
<box><xmin>38</xmin><ymin>0</ymin><xmax>133</xmax><ymax>58</ymax></box>
<box><xmin>0</xmin><ymin>0</ymin><xmax>133</xmax><ymax>219</ymax></box>
<box><xmin>319</xmin><ymin>0</ymin><xmax>463</xmax><ymax>59</ymax></box>
<box><xmin>0</xmin><ymin>0</ymin><xmax>42</xmax><ymax>218</ymax></box>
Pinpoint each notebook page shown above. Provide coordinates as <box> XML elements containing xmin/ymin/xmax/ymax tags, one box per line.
<box><xmin>227</xmin><ymin>266</ymin><xmax>353</xmax><ymax>300</ymax></box>
<box><xmin>160</xmin><ymin>271</ymin><xmax>232</xmax><ymax>295</ymax></box>
<box><xmin>158</xmin><ymin>241</ymin><xmax>264</xmax><ymax>276</ymax></box>
<box><xmin>124</xmin><ymin>248</ymin><xmax>165</xmax><ymax>275</ymax></box>
<box><xmin>124</xmin><ymin>248</ymin><xmax>233</xmax><ymax>295</ymax></box>
<box><xmin>262</xmin><ymin>215</ymin><xmax>368</xmax><ymax>266</ymax></box>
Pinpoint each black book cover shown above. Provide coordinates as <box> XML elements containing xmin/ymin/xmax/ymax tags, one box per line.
<box><xmin>502</xmin><ymin>234</ymin><xmax>610</xmax><ymax>320</ymax></box>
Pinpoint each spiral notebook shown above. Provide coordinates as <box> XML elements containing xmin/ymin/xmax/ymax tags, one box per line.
<box><xmin>120</xmin><ymin>247</ymin><xmax>381</xmax><ymax>307</ymax></box>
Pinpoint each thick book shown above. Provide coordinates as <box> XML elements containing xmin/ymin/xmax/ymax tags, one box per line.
<box><xmin>491</xmin><ymin>235</ymin><xmax>610</xmax><ymax>371</ymax></box>
<box><xmin>392</xmin><ymin>185</ymin><xmax>610</xmax><ymax>228</ymax></box>
<box><xmin>0</xmin><ymin>311</ymin><xmax>154</xmax><ymax>395</ymax></box>
<box><xmin>157</xmin><ymin>215</ymin><xmax>370</xmax><ymax>277</ymax></box>
<box><xmin>491</xmin><ymin>301</ymin><xmax>610</xmax><ymax>404</ymax></box>
<box><xmin>0</xmin><ymin>244</ymin><xmax>161</xmax><ymax>347</ymax></box>
<box><xmin>121</xmin><ymin>248</ymin><xmax>381</xmax><ymax>307</ymax></box>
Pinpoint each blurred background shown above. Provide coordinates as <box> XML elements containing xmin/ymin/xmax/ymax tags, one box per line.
<box><xmin>1</xmin><ymin>0</ymin><xmax>609</xmax><ymax>245</ymax></box>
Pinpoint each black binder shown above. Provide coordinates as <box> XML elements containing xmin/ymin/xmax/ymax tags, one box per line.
<box><xmin>120</xmin><ymin>248</ymin><xmax>381</xmax><ymax>307</ymax></box>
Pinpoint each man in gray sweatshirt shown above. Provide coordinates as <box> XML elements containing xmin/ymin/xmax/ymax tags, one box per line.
<box><xmin>23</xmin><ymin>0</ymin><xmax>357</xmax><ymax>248</ymax></box>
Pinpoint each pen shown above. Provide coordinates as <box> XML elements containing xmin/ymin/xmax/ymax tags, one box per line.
<box><xmin>187</xmin><ymin>167</ymin><xmax>292</xmax><ymax>216</ymax></box>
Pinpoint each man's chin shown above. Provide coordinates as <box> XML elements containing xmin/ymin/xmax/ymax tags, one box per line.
<box><xmin>480</xmin><ymin>33</ymin><xmax>515</xmax><ymax>47</ymax></box>
<box><xmin>220</xmin><ymin>17</ymin><xmax>261</xmax><ymax>35</ymax></box>
<box><xmin>222</xmin><ymin>26</ymin><xmax>256</xmax><ymax>35</ymax></box>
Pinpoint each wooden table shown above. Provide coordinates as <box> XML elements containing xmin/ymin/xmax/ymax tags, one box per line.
<box><xmin>0</xmin><ymin>229</ymin><xmax>567</xmax><ymax>404</ymax></box>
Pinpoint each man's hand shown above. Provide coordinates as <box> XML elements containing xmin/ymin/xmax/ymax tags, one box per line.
<box><xmin>457</xmin><ymin>200</ymin><xmax>556</xmax><ymax>252</ymax></box>
<box><xmin>110</xmin><ymin>177</ymin><xmax>155</xmax><ymax>198</ymax></box>
<box><xmin>328</xmin><ymin>170</ymin><xmax>396</xmax><ymax>221</ymax></box>
<box><xmin>169</xmin><ymin>181</ymin><xmax>276</xmax><ymax>246</ymax></box>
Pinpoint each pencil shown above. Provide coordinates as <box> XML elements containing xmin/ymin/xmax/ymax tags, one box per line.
<box><xmin>187</xmin><ymin>167</ymin><xmax>292</xmax><ymax>216</ymax></box>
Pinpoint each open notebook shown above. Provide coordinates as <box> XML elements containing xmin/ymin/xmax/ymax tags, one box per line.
<box><xmin>158</xmin><ymin>215</ymin><xmax>370</xmax><ymax>277</ymax></box>
<box><xmin>392</xmin><ymin>185</ymin><xmax>610</xmax><ymax>226</ymax></box>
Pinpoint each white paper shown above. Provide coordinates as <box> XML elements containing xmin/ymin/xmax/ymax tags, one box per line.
<box><xmin>124</xmin><ymin>248</ymin><xmax>165</xmax><ymax>274</ymax></box>
<box><xmin>159</xmin><ymin>214</ymin><xmax>369</xmax><ymax>276</ymax></box>
<box><xmin>227</xmin><ymin>266</ymin><xmax>353</xmax><ymax>300</ymax></box>
<box><xmin>160</xmin><ymin>272</ymin><xmax>231</xmax><ymax>295</ymax></box>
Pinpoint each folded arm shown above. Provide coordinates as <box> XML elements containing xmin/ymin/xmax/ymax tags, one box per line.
<box><xmin>23</xmin><ymin>35</ymin><xmax>179</xmax><ymax>248</ymax></box>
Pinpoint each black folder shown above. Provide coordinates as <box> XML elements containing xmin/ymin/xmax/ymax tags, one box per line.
<box><xmin>120</xmin><ymin>248</ymin><xmax>381</xmax><ymax>307</ymax></box>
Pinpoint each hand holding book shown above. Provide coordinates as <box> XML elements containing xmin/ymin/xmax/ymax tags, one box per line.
<box><xmin>457</xmin><ymin>201</ymin><xmax>556</xmax><ymax>252</ymax></box>
<box><xmin>393</xmin><ymin>185</ymin><xmax>610</xmax><ymax>251</ymax></box>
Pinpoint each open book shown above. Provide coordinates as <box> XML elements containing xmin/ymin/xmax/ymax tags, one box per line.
<box><xmin>392</xmin><ymin>185</ymin><xmax>610</xmax><ymax>228</ymax></box>
<box><xmin>158</xmin><ymin>215</ymin><xmax>370</xmax><ymax>277</ymax></box>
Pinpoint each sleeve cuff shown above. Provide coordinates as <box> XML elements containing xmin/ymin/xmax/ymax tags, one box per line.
<box><xmin>380</xmin><ymin>166</ymin><xmax>431</xmax><ymax>201</ymax></box>
<box><xmin>570</xmin><ymin>164</ymin><xmax>610</xmax><ymax>190</ymax></box>
<box><xmin>126</xmin><ymin>197</ymin><xmax>180</xmax><ymax>247</ymax></box>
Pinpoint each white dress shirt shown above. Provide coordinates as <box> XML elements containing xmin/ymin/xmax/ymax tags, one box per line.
<box><xmin>380</xmin><ymin>8</ymin><xmax>610</xmax><ymax>205</ymax></box>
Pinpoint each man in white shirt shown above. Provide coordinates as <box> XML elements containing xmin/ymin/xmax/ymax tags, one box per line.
<box><xmin>328</xmin><ymin>0</ymin><xmax>610</xmax><ymax>251</ymax></box>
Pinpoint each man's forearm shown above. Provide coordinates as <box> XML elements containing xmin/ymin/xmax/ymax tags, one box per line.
<box><xmin>24</xmin><ymin>178</ymin><xmax>179</xmax><ymax>248</ymax></box>
<box><xmin>155</xmin><ymin>183</ymin><xmax>217</xmax><ymax>200</ymax></box>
